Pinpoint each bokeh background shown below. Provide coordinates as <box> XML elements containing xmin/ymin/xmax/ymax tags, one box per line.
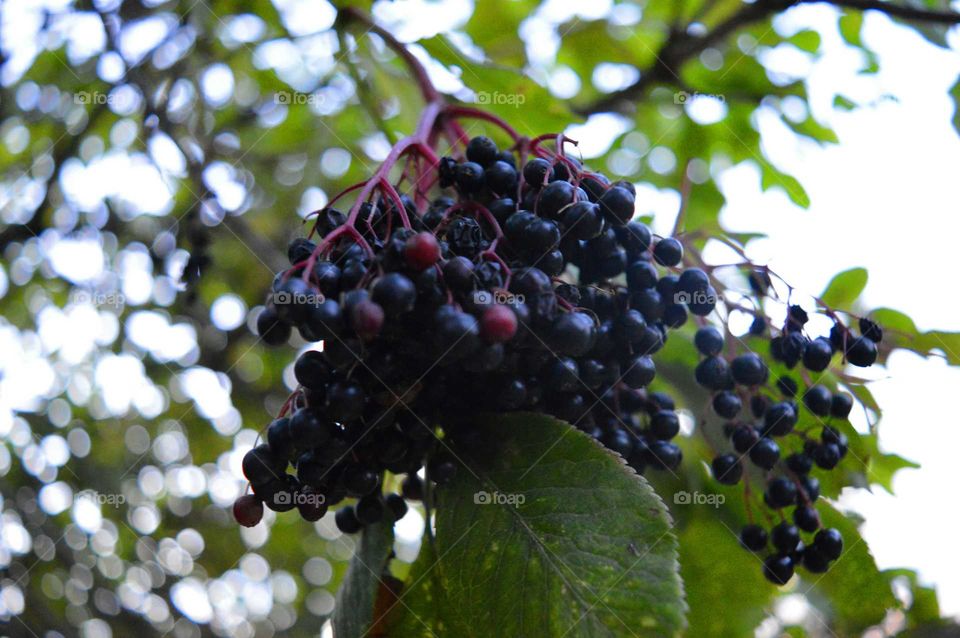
<box><xmin>1</xmin><ymin>0</ymin><xmax>959</xmax><ymax>636</ymax></box>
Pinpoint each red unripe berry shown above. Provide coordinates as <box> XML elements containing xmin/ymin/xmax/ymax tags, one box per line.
<box><xmin>404</xmin><ymin>232</ymin><xmax>441</xmax><ymax>271</ymax></box>
<box><xmin>351</xmin><ymin>299</ymin><xmax>385</xmax><ymax>340</ymax></box>
<box><xmin>480</xmin><ymin>304</ymin><xmax>518</xmax><ymax>343</ymax></box>
<box><xmin>233</xmin><ymin>494</ymin><xmax>264</xmax><ymax>527</ymax></box>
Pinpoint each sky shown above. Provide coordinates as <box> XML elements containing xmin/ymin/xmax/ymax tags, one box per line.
<box><xmin>1</xmin><ymin>0</ymin><xmax>960</xmax><ymax>629</ymax></box>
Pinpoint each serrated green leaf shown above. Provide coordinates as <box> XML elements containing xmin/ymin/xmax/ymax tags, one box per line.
<box><xmin>332</xmin><ymin>520</ymin><xmax>395</xmax><ymax>638</ymax></box>
<box><xmin>821</xmin><ymin>267</ymin><xmax>868</xmax><ymax>308</ymax></box>
<box><xmin>387</xmin><ymin>413</ymin><xmax>686</xmax><ymax>637</ymax></box>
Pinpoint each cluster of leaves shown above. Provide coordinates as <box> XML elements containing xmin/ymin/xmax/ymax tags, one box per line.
<box><xmin>1</xmin><ymin>0</ymin><xmax>960</xmax><ymax>636</ymax></box>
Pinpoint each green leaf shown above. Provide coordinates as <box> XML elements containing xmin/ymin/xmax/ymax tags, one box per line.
<box><xmin>789</xmin><ymin>30</ymin><xmax>821</xmax><ymax>53</ymax></box>
<box><xmin>760</xmin><ymin>163</ymin><xmax>810</xmax><ymax>208</ymax></box>
<box><xmin>838</xmin><ymin>11</ymin><xmax>864</xmax><ymax>47</ymax></box>
<box><xmin>871</xmin><ymin>307</ymin><xmax>960</xmax><ymax>366</ymax></box>
<box><xmin>418</xmin><ymin>35</ymin><xmax>575</xmax><ymax>136</ymax></box>
<box><xmin>834</xmin><ymin>95</ymin><xmax>857</xmax><ymax>110</ymax></box>
<box><xmin>332</xmin><ymin>520</ymin><xmax>395</xmax><ymax>638</ymax></box>
<box><xmin>807</xmin><ymin>503</ymin><xmax>896</xmax><ymax>633</ymax></box>
<box><xmin>388</xmin><ymin>413</ymin><xmax>686</xmax><ymax>637</ymax></box>
<box><xmin>820</xmin><ymin>267</ymin><xmax>868</xmax><ymax>308</ymax></box>
<box><xmin>679</xmin><ymin>516</ymin><xmax>773</xmax><ymax>637</ymax></box>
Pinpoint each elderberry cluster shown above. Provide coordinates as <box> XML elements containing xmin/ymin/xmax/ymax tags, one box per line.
<box><xmin>696</xmin><ymin>303</ymin><xmax>882</xmax><ymax>584</ymax></box>
<box><xmin>234</xmin><ymin>134</ymin><xmax>716</xmax><ymax>533</ymax></box>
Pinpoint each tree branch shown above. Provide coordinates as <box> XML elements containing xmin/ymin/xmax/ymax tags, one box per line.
<box><xmin>814</xmin><ymin>0</ymin><xmax>960</xmax><ymax>24</ymax></box>
<box><xmin>580</xmin><ymin>0</ymin><xmax>960</xmax><ymax>115</ymax></box>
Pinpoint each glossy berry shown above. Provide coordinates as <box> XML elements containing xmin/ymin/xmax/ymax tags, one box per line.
<box><xmin>480</xmin><ymin>305</ymin><xmax>518</xmax><ymax>343</ymax></box>
<box><xmin>647</xmin><ymin>441</ymin><xmax>682</xmax><ymax>470</ymax></box>
<box><xmin>233</xmin><ymin>494</ymin><xmax>264</xmax><ymax>527</ymax></box>
<box><xmin>814</xmin><ymin>528</ymin><xmax>844</xmax><ymax>560</ymax></box>
<box><xmin>404</xmin><ymin>232</ymin><xmax>442</xmax><ymax>271</ymax></box>
<box><xmin>763</xmin><ymin>402</ymin><xmax>797</xmax><ymax>437</ymax></box>
<box><xmin>803</xmin><ymin>385</ymin><xmax>832</xmax><ymax>417</ymax></box>
<box><xmin>749</xmin><ymin>437</ymin><xmax>780</xmax><ymax>470</ymax></box>
<box><xmin>694</xmin><ymin>326</ymin><xmax>724</xmax><ymax>356</ymax></box>
<box><xmin>372</xmin><ymin>273</ymin><xmax>417</xmax><ymax>317</ymax></box>
<box><xmin>801</xmin><ymin>546</ymin><xmax>830</xmax><ymax>573</ymax></box>
<box><xmin>335</xmin><ymin>506</ymin><xmax>362</xmax><ymax>534</ymax></box>
<box><xmin>813</xmin><ymin>443</ymin><xmax>841</xmax><ymax>470</ymax></box>
<box><xmin>732</xmin><ymin>425</ymin><xmax>759</xmax><ymax>454</ymax></box>
<box><xmin>730</xmin><ymin>353</ymin><xmax>768</xmax><ymax>386</ymax></box>
<box><xmin>859</xmin><ymin>317</ymin><xmax>882</xmax><ymax>342</ymax></box>
<box><xmin>523</xmin><ymin>158</ymin><xmax>552</xmax><ymax>186</ymax></box>
<box><xmin>765</xmin><ymin>477</ymin><xmax>798</xmax><ymax>509</ymax></box>
<box><xmin>712</xmin><ymin>454</ymin><xmax>743</xmax><ymax>485</ymax></box>
<box><xmin>597</xmin><ymin>186</ymin><xmax>635</xmax><ymax>225</ymax></box>
<box><xmin>350</xmin><ymin>299</ymin><xmax>385</xmax><ymax>340</ymax></box>
<box><xmin>466</xmin><ymin>136</ymin><xmax>498</xmax><ymax>166</ymax></box>
<box><xmin>712</xmin><ymin>391</ymin><xmax>741</xmax><ymax>419</ymax></box>
<box><xmin>740</xmin><ymin>525</ymin><xmax>768</xmax><ymax>552</ymax></box>
<box><xmin>651</xmin><ymin>410</ymin><xmax>680</xmax><ymax>440</ymax></box>
<box><xmin>846</xmin><ymin>337</ymin><xmax>878</xmax><ymax>367</ymax></box>
<box><xmin>695</xmin><ymin>356</ymin><xmax>731</xmax><ymax>391</ymax></box>
<box><xmin>786</xmin><ymin>453</ymin><xmax>813</xmax><ymax>475</ymax></box>
<box><xmin>653</xmin><ymin>238</ymin><xmax>683</xmax><ymax>266</ymax></box>
<box><xmin>830</xmin><ymin>393</ymin><xmax>854</xmax><ymax>418</ymax></box>
<box><xmin>771</xmin><ymin>522</ymin><xmax>801</xmax><ymax>553</ymax></box>
<box><xmin>385</xmin><ymin>493</ymin><xmax>408</xmax><ymax>521</ymax></box>
<box><xmin>793</xmin><ymin>505</ymin><xmax>820</xmax><ymax>532</ymax></box>
<box><xmin>802</xmin><ymin>337</ymin><xmax>834</xmax><ymax>372</ymax></box>
<box><xmin>763</xmin><ymin>554</ymin><xmax>795</xmax><ymax>585</ymax></box>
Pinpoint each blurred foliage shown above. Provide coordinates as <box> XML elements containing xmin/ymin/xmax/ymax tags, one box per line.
<box><xmin>1</xmin><ymin>0</ymin><xmax>959</xmax><ymax>636</ymax></box>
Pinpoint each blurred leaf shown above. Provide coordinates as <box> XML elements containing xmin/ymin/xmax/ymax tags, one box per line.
<box><xmin>834</xmin><ymin>95</ymin><xmax>857</xmax><ymax>110</ymax></box>
<box><xmin>821</xmin><ymin>267</ymin><xmax>868</xmax><ymax>308</ymax></box>
<box><xmin>838</xmin><ymin>11</ymin><xmax>865</xmax><ymax>47</ymax></box>
<box><xmin>418</xmin><ymin>35</ymin><xmax>576</xmax><ymax>136</ymax></box>
<box><xmin>789</xmin><ymin>30</ymin><xmax>821</xmax><ymax>53</ymax></box>
<box><xmin>333</xmin><ymin>520</ymin><xmax>396</xmax><ymax>638</ymax></box>
<box><xmin>388</xmin><ymin>413</ymin><xmax>686</xmax><ymax>637</ymax></box>
<box><xmin>807</xmin><ymin>503</ymin><xmax>896</xmax><ymax>633</ymax></box>
<box><xmin>760</xmin><ymin>163</ymin><xmax>810</xmax><ymax>208</ymax></box>
<box><xmin>950</xmin><ymin>75</ymin><xmax>960</xmax><ymax>134</ymax></box>
<box><xmin>872</xmin><ymin>307</ymin><xmax>960</xmax><ymax>365</ymax></box>
<box><xmin>679</xmin><ymin>516</ymin><xmax>773</xmax><ymax>637</ymax></box>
